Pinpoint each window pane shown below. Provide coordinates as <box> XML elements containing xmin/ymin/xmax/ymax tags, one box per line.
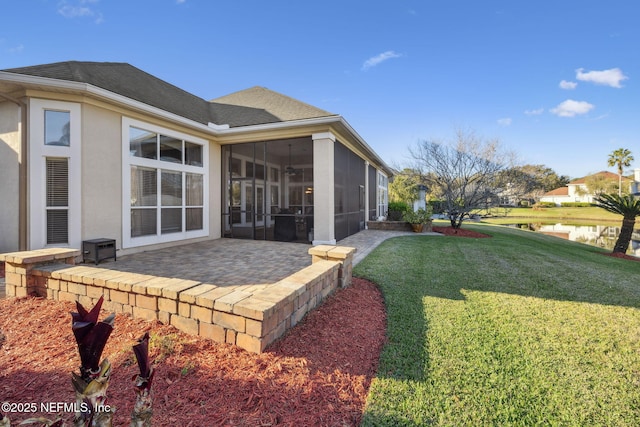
<box><xmin>161</xmin><ymin>171</ymin><xmax>182</xmax><ymax>206</ymax></box>
<box><xmin>159</xmin><ymin>135</ymin><xmax>182</xmax><ymax>164</ymax></box>
<box><xmin>255</xmin><ymin>164</ymin><xmax>265</xmax><ymax>180</ymax></box>
<box><xmin>131</xmin><ymin>166</ymin><xmax>157</xmax><ymax>207</ymax></box>
<box><xmin>231</xmin><ymin>158</ymin><xmax>242</xmax><ymax>177</ymax></box>
<box><xmin>130</xmin><ymin>127</ymin><xmax>157</xmax><ymax>159</ymax></box>
<box><xmin>131</xmin><ymin>208</ymin><xmax>157</xmax><ymax>237</ymax></box>
<box><xmin>186</xmin><ymin>208</ymin><xmax>203</xmax><ymax>231</ymax></box>
<box><xmin>45</xmin><ymin>110</ymin><xmax>70</xmax><ymax>146</ymax></box>
<box><xmin>270</xmin><ymin>185</ymin><xmax>279</xmax><ymax>207</ymax></box>
<box><xmin>47</xmin><ymin>210</ymin><xmax>68</xmax><ymax>244</ymax></box>
<box><xmin>185</xmin><ymin>142</ymin><xmax>203</xmax><ymax>166</ymax></box>
<box><xmin>186</xmin><ymin>173</ymin><xmax>203</xmax><ymax>206</ymax></box>
<box><xmin>46</xmin><ymin>158</ymin><xmax>68</xmax><ymax>207</ymax></box>
<box><xmin>161</xmin><ymin>208</ymin><xmax>182</xmax><ymax>234</ymax></box>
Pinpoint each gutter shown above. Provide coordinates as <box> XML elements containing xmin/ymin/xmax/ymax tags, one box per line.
<box><xmin>0</xmin><ymin>71</ymin><xmax>218</xmax><ymax>135</ymax></box>
<box><xmin>215</xmin><ymin>115</ymin><xmax>394</xmax><ymax>176</ymax></box>
<box><xmin>0</xmin><ymin>72</ymin><xmax>394</xmax><ymax>176</ymax></box>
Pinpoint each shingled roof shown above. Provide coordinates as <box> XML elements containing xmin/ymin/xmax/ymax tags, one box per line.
<box><xmin>1</xmin><ymin>61</ymin><xmax>336</xmax><ymax>128</ymax></box>
<box><xmin>211</xmin><ymin>86</ymin><xmax>335</xmax><ymax>127</ymax></box>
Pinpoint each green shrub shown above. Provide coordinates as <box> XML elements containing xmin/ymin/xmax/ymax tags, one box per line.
<box><xmin>402</xmin><ymin>207</ymin><xmax>433</xmax><ymax>224</ymax></box>
<box><xmin>535</xmin><ymin>202</ymin><xmax>556</xmax><ymax>208</ymax></box>
<box><xmin>387</xmin><ymin>201</ymin><xmax>410</xmax><ymax>221</ymax></box>
<box><xmin>560</xmin><ymin>202</ymin><xmax>593</xmax><ymax>207</ymax></box>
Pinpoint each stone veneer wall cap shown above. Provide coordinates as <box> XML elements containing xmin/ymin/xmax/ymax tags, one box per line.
<box><xmin>195</xmin><ymin>287</ymin><xmax>235</xmax><ymax>309</ymax></box>
<box><xmin>178</xmin><ymin>284</ymin><xmax>217</xmax><ymax>303</ymax></box>
<box><xmin>326</xmin><ymin>246</ymin><xmax>357</xmax><ymax>259</ymax></box>
<box><xmin>0</xmin><ymin>248</ymin><xmax>81</xmax><ymax>264</ymax></box>
<box><xmin>307</xmin><ymin>245</ymin><xmax>336</xmax><ymax>257</ymax></box>
<box><xmin>161</xmin><ymin>279</ymin><xmax>202</xmax><ymax>299</ymax></box>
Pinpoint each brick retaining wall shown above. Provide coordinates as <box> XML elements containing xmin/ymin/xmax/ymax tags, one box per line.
<box><xmin>0</xmin><ymin>245</ymin><xmax>355</xmax><ymax>354</ymax></box>
<box><xmin>367</xmin><ymin>220</ymin><xmax>432</xmax><ymax>232</ymax></box>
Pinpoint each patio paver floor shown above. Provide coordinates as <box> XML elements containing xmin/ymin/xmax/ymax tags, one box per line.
<box><xmin>0</xmin><ymin>229</ymin><xmax>434</xmax><ymax>299</ymax></box>
<box><xmin>98</xmin><ymin>238</ymin><xmax>313</xmax><ymax>287</ymax></box>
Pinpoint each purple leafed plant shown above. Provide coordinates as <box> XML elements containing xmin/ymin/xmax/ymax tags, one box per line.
<box><xmin>70</xmin><ymin>296</ymin><xmax>115</xmax><ymax>426</ymax></box>
<box><xmin>71</xmin><ymin>296</ymin><xmax>115</xmax><ymax>382</ymax></box>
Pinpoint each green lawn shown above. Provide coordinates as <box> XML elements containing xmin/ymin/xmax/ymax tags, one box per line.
<box><xmin>482</xmin><ymin>206</ymin><xmax>621</xmax><ymax>223</ymax></box>
<box><xmin>355</xmin><ymin>224</ymin><xmax>640</xmax><ymax>426</ymax></box>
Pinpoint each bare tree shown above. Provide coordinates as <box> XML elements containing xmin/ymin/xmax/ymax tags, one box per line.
<box><xmin>409</xmin><ymin>129</ymin><xmax>513</xmax><ymax>228</ymax></box>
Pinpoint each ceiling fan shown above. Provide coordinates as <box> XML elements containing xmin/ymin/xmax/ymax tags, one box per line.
<box><xmin>285</xmin><ymin>144</ymin><xmax>303</xmax><ymax>176</ymax></box>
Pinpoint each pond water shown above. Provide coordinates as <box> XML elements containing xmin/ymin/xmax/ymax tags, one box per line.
<box><xmin>505</xmin><ymin>223</ymin><xmax>640</xmax><ymax>257</ymax></box>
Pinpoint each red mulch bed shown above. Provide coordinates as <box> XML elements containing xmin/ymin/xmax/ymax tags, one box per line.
<box><xmin>0</xmin><ymin>277</ymin><xmax>386</xmax><ymax>426</ymax></box>
<box><xmin>432</xmin><ymin>226</ymin><xmax>491</xmax><ymax>238</ymax></box>
<box><xmin>603</xmin><ymin>252</ymin><xmax>640</xmax><ymax>262</ymax></box>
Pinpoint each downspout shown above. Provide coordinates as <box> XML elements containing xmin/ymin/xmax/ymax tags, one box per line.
<box><xmin>0</xmin><ymin>92</ymin><xmax>28</xmax><ymax>250</ymax></box>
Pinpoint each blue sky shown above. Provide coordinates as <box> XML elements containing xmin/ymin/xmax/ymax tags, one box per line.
<box><xmin>2</xmin><ymin>0</ymin><xmax>638</xmax><ymax>178</ymax></box>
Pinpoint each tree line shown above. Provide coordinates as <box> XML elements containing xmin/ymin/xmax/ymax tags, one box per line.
<box><xmin>389</xmin><ymin>128</ymin><xmax>638</xmax><ymax>254</ymax></box>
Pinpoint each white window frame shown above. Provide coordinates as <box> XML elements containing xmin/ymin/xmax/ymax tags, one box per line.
<box><xmin>377</xmin><ymin>171</ymin><xmax>388</xmax><ymax>218</ymax></box>
<box><xmin>29</xmin><ymin>99</ymin><xmax>81</xmax><ymax>249</ymax></box>
<box><xmin>122</xmin><ymin>117</ymin><xmax>209</xmax><ymax>249</ymax></box>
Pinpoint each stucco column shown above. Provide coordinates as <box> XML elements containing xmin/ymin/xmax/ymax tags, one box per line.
<box><xmin>364</xmin><ymin>161</ymin><xmax>370</xmax><ymax>228</ymax></box>
<box><xmin>312</xmin><ymin>132</ymin><xmax>336</xmax><ymax>245</ymax></box>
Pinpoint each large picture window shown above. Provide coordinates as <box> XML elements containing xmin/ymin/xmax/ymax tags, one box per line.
<box><xmin>123</xmin><ymin>118</ymin><xmax>208</xmax><ymax>248</ymax></box>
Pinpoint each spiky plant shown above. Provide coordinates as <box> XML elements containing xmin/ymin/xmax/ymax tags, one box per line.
<box><xmin>130</xmin><ymin>332</ymin><xmax>153</xmax><ymax>427</ymax></box>
<box><xmin>593</xmin><ymin>193</ymin><xmax>640</xmax><ymax>254</ymax></box>
<box><xmin>70</xmin><ymin>296</ymin><xmax>115</xmax><ymax>427</ymax></box>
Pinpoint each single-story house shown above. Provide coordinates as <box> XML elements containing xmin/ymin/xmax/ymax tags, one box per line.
<box><xmin>540</xmin><ymin>170</ymin><xmax>640</xmax><ymax>206</ymax></box>
<box><xmin>0</xmin><ymin>61</ymin><xmax>392</xmax><ymax>254</ymax></box>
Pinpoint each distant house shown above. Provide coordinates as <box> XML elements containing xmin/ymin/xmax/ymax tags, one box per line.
<box><xmin>0</xmin><ymin>61</ymin><xmax>392</xmax><ymax>253</ymax></box>
<box><xmin>540</xmin><ymin>170</ymin><xmax>640</xmax><ymax>206</ymax></box>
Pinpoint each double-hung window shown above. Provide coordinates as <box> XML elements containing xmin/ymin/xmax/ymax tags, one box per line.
<box><xmin>123</xmin><ymin>118</ymin><xmax>208</xmax><ymax>248</ymax></box>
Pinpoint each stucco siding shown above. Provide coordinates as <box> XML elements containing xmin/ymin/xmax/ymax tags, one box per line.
<box><xmin>0</xmin><ymin>102</ymin><xmax>21</xmax><ymax>252</ymax></box>
<box><xmin>209</xmin><ymin>142</ymin><xmax>222</xmax><ymax>239</ymax></box>
<box><xmin>81</xmin><ymin>104</ymin><xmax>123</xmax><ymax>247</ymax></box>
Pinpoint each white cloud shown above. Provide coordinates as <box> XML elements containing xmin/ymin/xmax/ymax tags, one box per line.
<box><xmin>524</xmin><ymin>108</ymin><xmax>544</xmax><ymax>116</ymax></box>
<box><xmin>550</xmin><ymin>99</ymin><xmax>595</xmax><ymax>118</ymax></box>
<box><xmin>559</xmin><ymin>80</ymin><xmax>577</xmax><ymax>90</ymax></box>
<box><xmin>58</xmin><ymin>0</ymin><xmax>103</xmax><ymax>23</ymax></box>
<box><xmin>497</xmin><ymin>118</ymin><xmax>512</xmax><ymax>127</ymax></box>
<box><xmin>8</xmin><ymin>44</ymin><xmax>24</xmax><ymax>53</ymax></box>
<box><xmin>576</xmin><ymin>67</ymin><xmax>628</xmax><ymax>88</ymax></box>
<box><xmin>362</xmin><ymin>51</ymin><xmax>402</xmax><ymax>71</ymax></box>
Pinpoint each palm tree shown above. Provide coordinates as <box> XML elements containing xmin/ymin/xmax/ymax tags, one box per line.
<box><xmin>607</xmin><ymin>148</ymin><xmax>634</xmax><ymax>196</ymax></box>
<box><xmin>593</xmin><ymin>193</ymin><xmax>640</xmax><ymax>254</ymax></box>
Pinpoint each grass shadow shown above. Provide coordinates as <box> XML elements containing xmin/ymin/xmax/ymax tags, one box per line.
<box><xmin>355</xmin><ymin>227</ymin><xmax>640</xmax><ymax>425</ymax></box>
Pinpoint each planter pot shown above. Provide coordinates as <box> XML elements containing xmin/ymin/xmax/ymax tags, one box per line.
<box><xmin>410</xmin><ymin>223</ymin><xmax>424</xmax><ymax>233</ymax></box>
